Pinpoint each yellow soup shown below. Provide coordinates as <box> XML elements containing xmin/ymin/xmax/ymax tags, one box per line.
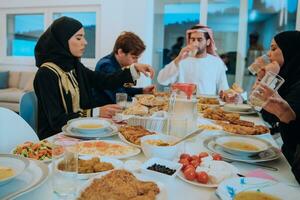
<box><xmin>146</xmin><ymin>140</ymin><xmax>170</xmax><ymax>146</ymax></box>
<box><xmin>234</xmin><ymin>191</ymin><xmax>281</xmax><ymax>200</ymax></box>
<box><xmin>78</xmin><ymin>124</ymin><xmax>103</xmax><ymax>129</ymax></box>
<box><xmin>0</xmin><ymin>166</ymin><xmax>15</xmax><ymax>180</ymax></box>
<box><xmin>223</xmin><ymin>141</ymin><xmax>260</xmax><ymax>151</ymax></box>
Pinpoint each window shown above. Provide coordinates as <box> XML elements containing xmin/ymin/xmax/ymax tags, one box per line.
<box><xmin>6</xmin><ymin>14</ymin><xmax>44</xmax><ymax>56</ymax></box>
<box><xmin>53</xmin><ymin>12</ymin><xmax>96</xmax><ymax>58</ymax></box>
<box><xmin>207</xmin><ymin>0</ymin><xmax>240</xmax><ymax>86</ymax></box>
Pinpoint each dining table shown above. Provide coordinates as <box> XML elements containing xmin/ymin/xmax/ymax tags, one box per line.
<box><xmin>15</xmin><ymin>113</ymin><xmax>300</xmax><ymax>200</ymax></box>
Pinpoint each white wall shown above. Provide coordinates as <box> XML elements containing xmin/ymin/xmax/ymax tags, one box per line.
<box><xmin>0</xmin><ymin>0</ymin><xmax>154</xmax><ymax>86</ymax></box>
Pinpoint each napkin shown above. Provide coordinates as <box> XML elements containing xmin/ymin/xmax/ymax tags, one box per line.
<box><xmin>245</xmin><ymin>168</ymin><xmax>277</xmax><ymax>181</ymax></box>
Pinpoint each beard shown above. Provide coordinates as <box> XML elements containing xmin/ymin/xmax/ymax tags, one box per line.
<box><xmin>196</xmin><ymin>46</ymin><xmax>206</xmax><ymax>55</ymax></box>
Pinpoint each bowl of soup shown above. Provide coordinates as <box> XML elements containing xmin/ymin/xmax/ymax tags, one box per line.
<box><xmin>140</xmin><ymin>134</ymin><xmax>182</xmax><ymax>160</ymax></box>
<box><xmin>215</xmin><ymin>135</ymin><xmax>271</xmax><ymax>157</ymax></box>
<box><xmin>68</xmin><ymin>118</ymin><xmax>112</xmax><ymax>134</ymax></box>
<box><xmin>0</xmin><ymin>154</ymin><xmax>29</xmax><ymax>185</ymax></box>
<box><xmin>234</xmin><ymin>191</ymin><xmax>281</xmax><ymax>200</ymax></box>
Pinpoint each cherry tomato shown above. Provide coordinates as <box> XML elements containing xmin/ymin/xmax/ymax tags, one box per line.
<box><xmin>198</xmin><ymin>152</ymin><xmax>209</xmax><ymax>159</ymax></box>
<box><xmin>196</xmin><ymin>171</ymin><xmax>209</xmax><ymax>184</ymax></box>
<box><xmin>191</xmin><ymin>155</ymin><xmax>199</xmax><ymax>161</ymax></box>
<box><xmin>180</xmin><ymin>153</ymin><xmax>191</xmax><ymax>160</ymax></box>
<box><xmin>184</xmin><ymin>167</ymin><xmax>196</xmax><ymax>181</ymax></box>
<box><xmin>179</xmin><ymin>160</ymin><xmax>190</xmax><ymax>171</ymax></box>
<box><xmin>183</xmin><ymin>165</ymin><xmax>195</xmax><ymax>173</ymax></box>
<box><xmin>190</xmin><ymin>159</ymin><xmax>200</xmax><ymax>168</ymax></box>
<box><xmin>179</xmin><ymin>158</ymin><xmax>190</xmax><ymax>164</ymax></box>
<box><xmin>212</xmin><ymin>153</ymin><xmax>222</xmax><ymax>161</ymax></box>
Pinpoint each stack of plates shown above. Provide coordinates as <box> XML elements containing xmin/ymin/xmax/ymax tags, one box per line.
<box><xmin>62</xmin><ymin>118</ymin><xmax>118</xmax><ymax>139</ymax></box>
<box><xmin>202</xmin><ymin>135</ymin><xmax>280</xmax><ymax>163</ymax></box>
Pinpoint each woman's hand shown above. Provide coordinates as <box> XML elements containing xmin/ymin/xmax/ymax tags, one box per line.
<box><xmin>257</xmin><ymin>61</ymin><xmax>280</xmax><ymax>81</ymax></box>
<box><xmin>143</xmin><ymin>85</ymin><xmax>156</xmax><ymax>94</ymax></box>
<box><xmin>99</xmin><ymin>104</ymin><xmax>123</xmax><ymax>118</ymax></box>
<box><xmin>134</xmin><ymin>63</ymin><xmax>155</xmax><ymax>79</ymax></box>
<box><xmin>262</xmin><ymin>92</ymin><xmax>296</xmax><ymax>123</ymax></box>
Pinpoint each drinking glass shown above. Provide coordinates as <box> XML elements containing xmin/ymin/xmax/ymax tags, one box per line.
<box><xmin>116</xmin><ymin>93</ymin><xmax>128</xmax><ymax>109</ymax></box>
<box><xmin>188</xmin><ymin>42</ymin><xmax>198</xmax><ymax>57</ymax></box>
<box><xmin>248</xmin><ymin>54</ymin><xmax>270</xmax><ymax>75</ymax></box>
<box><xmin>249</xmin><ymin>71</ymin><xmax>284</xmax><ymax>110</ymax></box>
<box><xmin>52</xmin><ymin>139</ymin><xmax>78</xmax><ymax>199</ymax></box>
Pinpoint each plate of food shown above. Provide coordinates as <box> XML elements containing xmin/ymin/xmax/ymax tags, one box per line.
<box><xmin>11</xmin><ymin>140</ymin><xmax>52</xmax><ymax>163</ymax></box>
<box><xmin>0</xmin><ymin>154</ymin><xmax>29</xmax><ymax>186</ymax></box>
<box><xmin>77</xmin><ymin>140</ymin><xmax>141</xmax><ymax>159</ymax></box>
<box><xmin>77</xmin><ymin>169</ymin><xmax>167</xmax><ymax>200</ymax></box>
<box><xmin>56</xmin><ymin>155</ymin><xmax>123</xmax><ymax>180</ymax></box>
<box><xmin>62</xmin><ymin>123</ymin><xmax>118</xmax><ymax>139</ymax></box>
<box><xmin>118</xmin><ymin>125</ymin><xmax>157</xmax><ymax>148</ymax></box>
<box><xmin>67</xmin><ymin>118</ymin><xmax>112</xmax><ymax>135</ymax></box>
<box><xmin>215</xmin><ymin>135</ymin><xmax>272</xmax><ymax>157</ymax></box>
<box><xmin>216</xmin><ymin>177</ymin><xmax>299</xmax><ymax>200</ymax></box>
<box><xmin>177</xmin><ymin>152</ymin><xmax>238</xmax><ymax>188</ymax></box>
<box><xmin>223</xmin><ymin>103</ymin><xmax>256</xmax><ymax>115</ymax></box>
<box><xmin>202</xmin><ymin>136</ymin><xmax>280</xmax><ymax>163</ymax></box>
<box><xmin>215</xmin><ymin>120</ymin><xmax>270</xmax><ymax>136</ymax></box>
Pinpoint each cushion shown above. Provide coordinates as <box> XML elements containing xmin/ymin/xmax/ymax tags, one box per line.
<box><xmin>23</xmin><ymin>75</ymin><xmax>35</xmax><ymax>91</ymax></box>
<box><xmin>0</xmin><ymin>102</ymin><xmax>20</xmax><ymax>112</ymax></box>
<box><xmin>0</xmin><ymin>88</ymin><xmax>24</xmax><ymax>103</ymax></box>
<box><xmin>8</xmin><ymin>71</ymin><xmax>21</xmax><ymax>88</ymax></box>
<box><xmin>18</xmin><ymin>72</ymin><xmax>35</xmax><ymax>90</ymax></box>
<box><xmin>0</xmin><ymin>71</ymin><xmax>9</xmax><ymax>89</ymax></box>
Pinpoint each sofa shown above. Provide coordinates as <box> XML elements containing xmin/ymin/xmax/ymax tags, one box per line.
<box><xmin>0</xmin><ymin>71</ymin><xmax>36</xmax><ymax>112</ymax></box>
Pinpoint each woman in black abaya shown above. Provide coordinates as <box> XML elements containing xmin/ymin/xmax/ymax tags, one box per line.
<box><xmin>34</xmin><ymin>17</ymin><xmax>154</xmax><ymax>139</ymax></box>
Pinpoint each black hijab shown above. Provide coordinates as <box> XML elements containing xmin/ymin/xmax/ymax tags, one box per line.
<box><xmin>35</xmin><ymin>16</ymin><xmax>82</xmax><ymax>71</ymax></box>
<box><xmin>274</xmin><ymin>31</ymin><xmax>300</xmax><ymax>97</ymax></box>
<box><xmin>35</xmin><ymin>17</ymin><xmax>94</xmax><ymax>108</ymax></box>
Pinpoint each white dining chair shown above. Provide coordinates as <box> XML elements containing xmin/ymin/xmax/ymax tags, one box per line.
<box><xmin>0</xmin><ymin>107</ymin><xmax>39</xmax><ymax>153</ymax></box>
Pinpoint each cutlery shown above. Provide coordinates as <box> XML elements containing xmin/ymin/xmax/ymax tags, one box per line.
<box><xmin>223</xmin><ymin>158</ymin><xmax>278</xmax><ymax>171</ymax></box>
<box><xmin>170</xmin><ymin>129</ymin><xmax>205</xmax><ymax>146</ymax></box>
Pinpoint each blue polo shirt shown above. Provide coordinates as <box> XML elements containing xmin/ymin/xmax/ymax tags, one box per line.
<box><xmin>93</xmin><ymin>53</ymin><xmax>143</xmax><ymax>106</ymax></box>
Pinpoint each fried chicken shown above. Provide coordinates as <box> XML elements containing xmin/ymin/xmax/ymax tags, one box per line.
<box><xmin>78</xmin><ymin>170</ymin><xmax>160</xmax><ymax>200</ymax></box>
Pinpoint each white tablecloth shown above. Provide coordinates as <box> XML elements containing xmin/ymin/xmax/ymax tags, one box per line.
<box><xmin>17</xmin><ymin>115</ymin><xmax>300</xmax><ymax>200</ymax></box>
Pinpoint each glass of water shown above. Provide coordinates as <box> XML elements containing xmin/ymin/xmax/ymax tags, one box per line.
<box><xmin>52</xmin><ymin>139</ymin><xmax>78</xmax><ymax>199</ymax></box>
<box><xmin>248</xmin><ymin>54</ymin><xmax>270</xmax><ymax>75</ymax></box>
<box><xmin>249</xmin><ymin>71</ymin><xmax>284</xmax><ymax>110</ymax></box>
<box><xmin>116</xmin><ymin>93</ymin><xmax>128</xmax><ymax>109</ymax></box>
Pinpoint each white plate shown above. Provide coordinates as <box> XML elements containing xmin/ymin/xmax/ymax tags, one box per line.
<box><xmin>0</xmin><ymin>159</ymin><xmax>49</xmax><ymax>200</ymax></box>
<box><xmin>68</xmin><ymin>117</ymin><xmax>112</xmax><ymax>134</ymax></box>
<box><xmin>62</xmin><ymin>124</ymin><xmax>118</xmax><ymax>139</ymax></box>
<box><xmin>177</xmin><ymin>160</ymin><xmax>238</xmax><ymax>188</ymax></box>
<box><xmin>0</xmin><ymin>154</ymin><xmax>29</xmax><ymax>186</ymax></box>
<box><xmin>216</xmin><ymin>177</ymin><xmax>300</xmax><ymax>200</ymax></box>
<box><xmin>77</xmin><ymin>171</ymin><xmax>168</xmax><ymax>200</ymax></box>
<box><xmin>77</xmin><ymin>140</ymin><xmax>141</xmax><ymax>159</ymax></box>
<box><xmin>223</xmin><ymin>103</ymin><xmax>252</xmax><ymax>112</ymax></box>
<box><xmin>118</xmin><ymin>132</ymin><xmax>141</xmax><ymax>148</ymax></box>
<box><xmin>203</xmin><ymin>136</ymin><xmax>280</xmax><ymax>163</ymax></box>
<box><xmin>223</xmin><ymin>107</ymin><xmax>257</xmax><ymax>115</ymax></box>
<box><xmin>215</xmin><ymin>135</ymin><xmax>272</xmax><ymax>157</ymax></box>
<box><xmin>55</xmin><ymin>155</ymin><xmax>123</xmax><ymax>180</ymax></box>
<box><xmin>10</xmin><ymin>142</ymin><xmax>52</xmax><ymax>163</ymax></box>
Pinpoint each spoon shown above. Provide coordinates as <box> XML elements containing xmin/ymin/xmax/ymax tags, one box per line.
<box><xmin>169</xmin><ymin>129</ymin><xmax>205</xmax><ymax>146</ymax></box>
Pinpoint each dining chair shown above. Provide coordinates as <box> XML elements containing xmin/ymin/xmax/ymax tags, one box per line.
<box><xmin>0</xmin><ymin>107</ymin><xmax>39</xmax><ymax>153</ymax></box>
<box><xmin>19</xmin><ymin>91</ymin><xmax>38</xmax><ymax>132</ymax></box>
